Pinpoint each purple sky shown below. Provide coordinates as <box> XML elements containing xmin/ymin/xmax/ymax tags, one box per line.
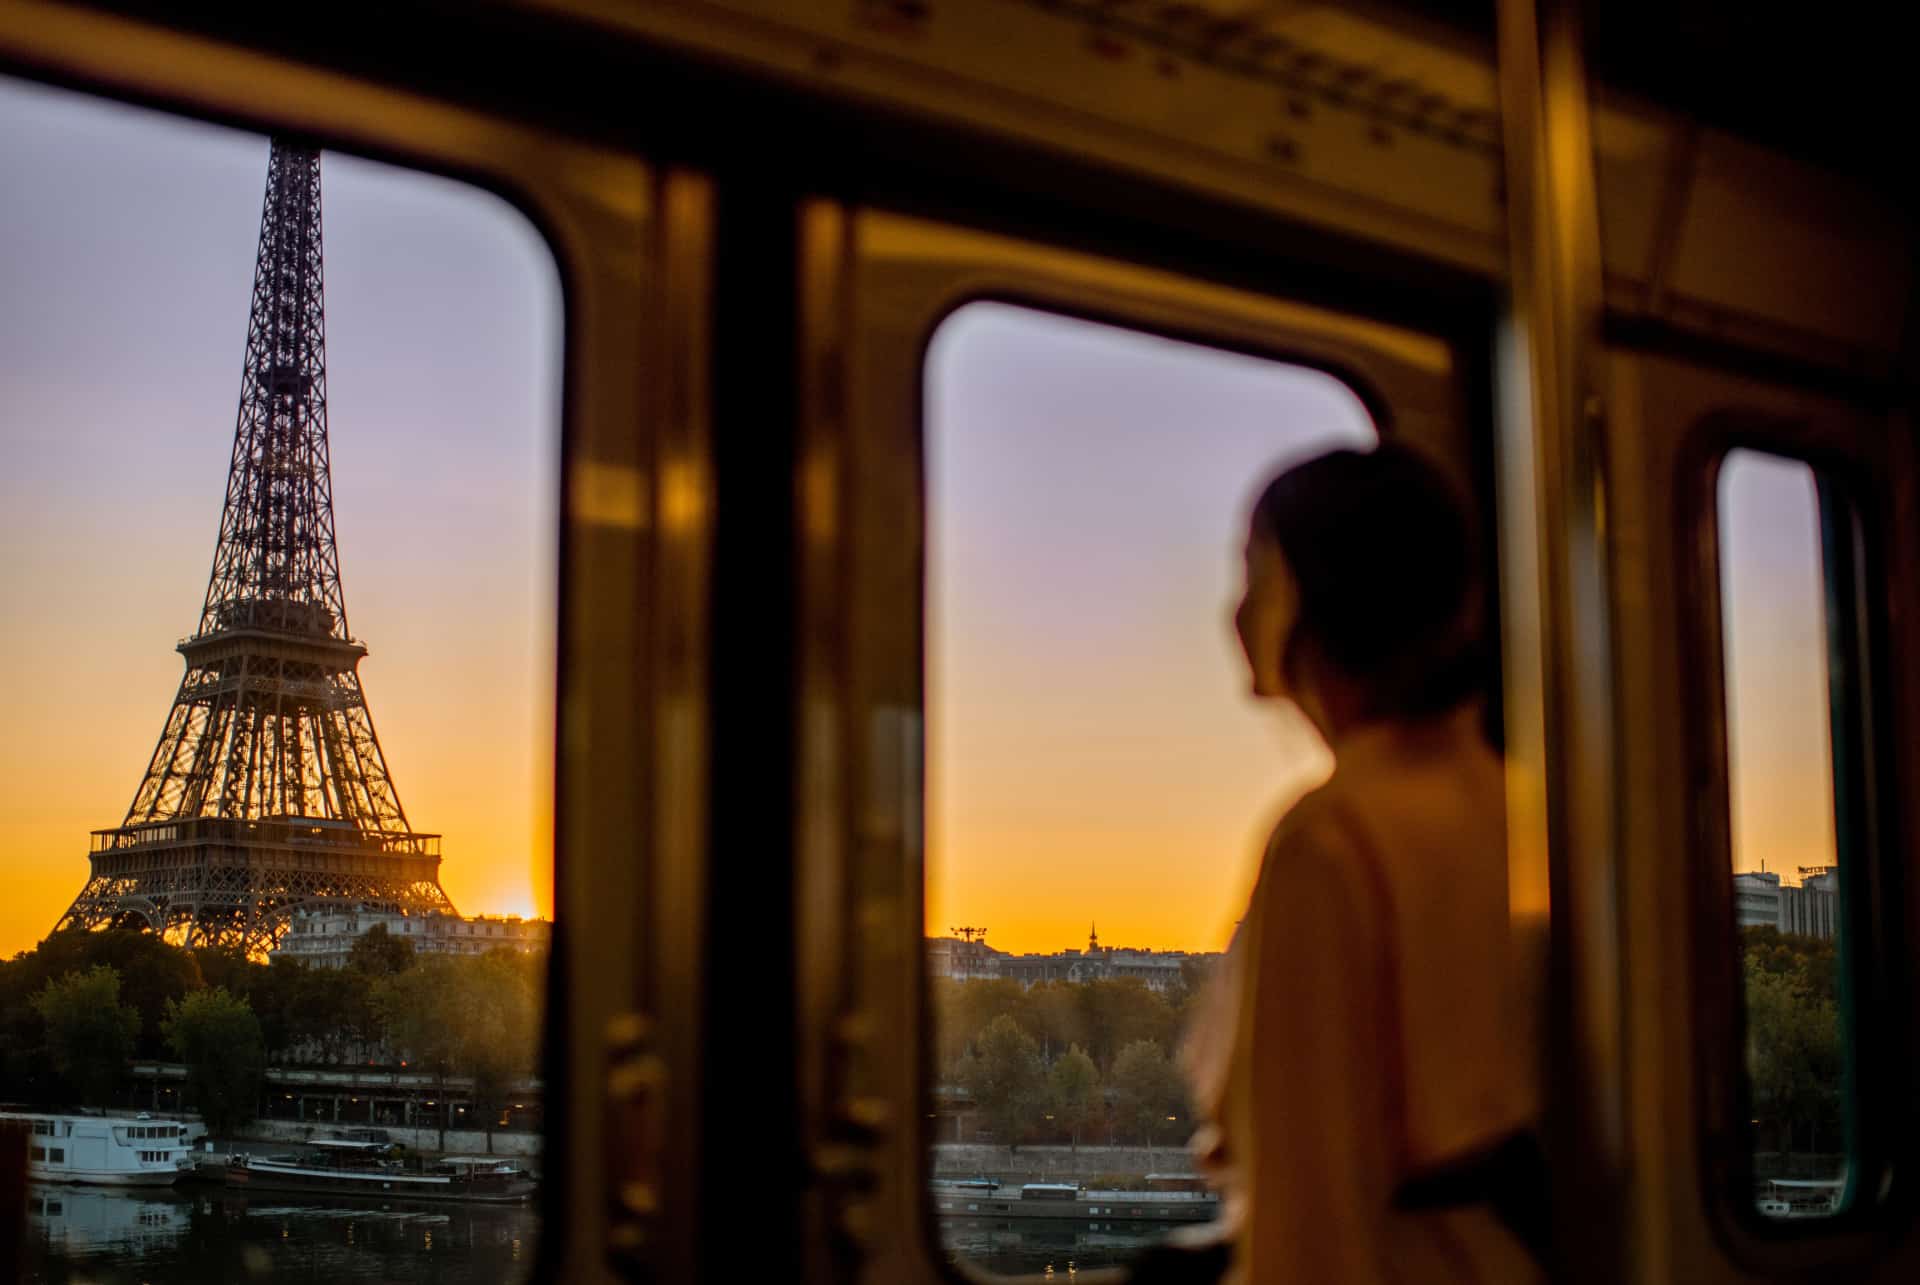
<box><xmin>0</xmin><ymin>74</ymin><xmax>562</xmax><ymax>954</ymax></box>
<box><xmin>926</xmin><ymin>302</ymin><xmax>1377</xmax><ymax>952</ymax></box>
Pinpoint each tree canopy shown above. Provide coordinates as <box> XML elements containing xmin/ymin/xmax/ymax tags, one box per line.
<box><xmin>373</xmin><ymin>951</ymin><xmax>542</xmax><ymax>1150</ymax></box>
<box><xmin>1109</xmin><ymin>1039</ymin><xmax>1185</xmax><ymax>1148</ymax></box>
<box><xmin>31</xmin><ymin>965</ymin><xmax>141</xmax><ymax>1107</ymax></box>
<box><xmin>957</xmin><ymin>1015</ymin><xmax>1048</xmax><ymax>1150</ymax></box>
<box><xmin>349</xmin><ymin>922</ymin><xmax>417</xmax><ymax>977</ymax></box>
<box><xmin>1741</xmin><ymin>927</ymin><xmax>1843</xmax><ymax>1158</ymax></box>
<box><xmin>0</xmin><ymin>926</ymin><xmax>548</xmax><ymax>1128</ymax></box>
<box><xmin>934</xmin><ymin>974</ymin><xmax>1201</xmax><ymax>1150</ymax></box>
<box><xmin>163</xmin><ymin>986</ymin><xmax>265</xmax><ymax>1138</ymax></box>
<box><xmin>1048</xmin><ymin>1044</ymin><xmax>1102</xmax><ymax>1149</ymax></box>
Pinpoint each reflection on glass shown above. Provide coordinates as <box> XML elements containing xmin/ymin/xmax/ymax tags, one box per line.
<box><xmin>2</xmin><ymin>74</ymin><xmax>559</xmax><ymax>1280</ymax></box>
<box><xmin>924</xmin><ymin>302</ymin><xmax>1377</xmax><ymax>1270</ymax></box>
<box><xmin>1717</xmin><ymin>448</ymin><xmax>1848</xmax><ymax>1220</ymax></box>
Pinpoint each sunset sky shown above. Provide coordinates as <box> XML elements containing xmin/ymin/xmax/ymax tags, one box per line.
<box><xmin>0</xmin><ymin>77</ymin><xmax>1835</xmax><ymax>965</ymax></box>
<box><xmin>926</xmin><ymin>309</ymin><xmax>1841</xmax><ymax>958</ymax></box>
<box><xmin>0</xmin><ymin>77</ymin><xmax>561</xmax><ymax>957</ymax></box>
<box><xmin>1718</xmin><ymin>450</ymin><xmax>1839</xmax><ymax>883</ymax></box>
<box><xmin>926</xmin><ymin>303</ymin><xmax>1375</xmax><ymax>956</ymax></box>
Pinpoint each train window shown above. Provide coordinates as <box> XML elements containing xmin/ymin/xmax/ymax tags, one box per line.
<box><xmin>924</xmin><ymin>301</ymin><xmax>1376</xmax><ymax>1274</ymax></box>
<box><xmin>2</xmin><ymin>76</ymin><xmax>559</xmax><ymax>1278</ymax></box>
<box><xmin>1714</xmin><ymin>447</ymin><xmax>1852</xmax><ymax>1222</ymax></box>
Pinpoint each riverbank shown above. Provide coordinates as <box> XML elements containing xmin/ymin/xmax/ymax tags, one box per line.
<box><xmin>931</xmin><ymin>1143</ymin><xmax>1197</xmax><ymax>1187</ymax></box>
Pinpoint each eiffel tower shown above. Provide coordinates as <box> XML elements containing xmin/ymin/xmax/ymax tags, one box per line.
<box><xmin>54</xmin><ymin>139</ymin><xmax>457</xmax><ymax>956</ymax></box>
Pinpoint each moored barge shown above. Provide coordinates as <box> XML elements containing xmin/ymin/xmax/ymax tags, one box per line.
<box><xmin>931</xmin><ymin>1178</ymin><xmax>1219</xmax><ymax>1223</ymax></box>
<box><xmin>228</xmin><ymin>1139</ymin><xmax>534</xmax><ymax>1202</ymax></box>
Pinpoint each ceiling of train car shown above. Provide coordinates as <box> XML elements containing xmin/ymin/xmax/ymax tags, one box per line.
<box><xmin>1584</xmin><ymin>4</ymin><xmax>1908</xmax><ymax>207</ymax></box>
<box><xmin>1028</xmin><ymin>1</ymin><xmax>1501</xmax><ymax>132</ymax></box>
<box><xmin>1155</xmin><ymin>0</ymin><xmax>1906</xmax><ymax>207</ymax></box>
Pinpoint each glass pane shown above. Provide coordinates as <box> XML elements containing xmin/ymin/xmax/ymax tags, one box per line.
<box><xmin>1</xmin><ymin>75</ymin><xmax>559</xmax><ymax>1279</ymax></box>
<box><xmin>1717</xmin><ymin>447</ymin><xmax>1849</xmax><ymax>1220</ymax></box>
<box><xmin>925</xmin><ymin>301</ymin><xmax>1376</xmax><ymax>1274</ymax></box>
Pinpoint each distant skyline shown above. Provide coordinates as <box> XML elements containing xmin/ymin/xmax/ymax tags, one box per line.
<box><xmin>0</xmin><ymin>77</ymin><xmax>561</xmax><ymax>956</ymax></box>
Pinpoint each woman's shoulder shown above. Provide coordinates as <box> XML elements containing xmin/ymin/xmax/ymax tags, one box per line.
<box><xmin>1245</xmin><ymin>783</ymin><xmax>1387</xmax><ymax>962</ymax></box>
<box><xmin>1258</xmin><ymin>779</ymin><xmax>1371</xmax><ymax>878</ymax></box>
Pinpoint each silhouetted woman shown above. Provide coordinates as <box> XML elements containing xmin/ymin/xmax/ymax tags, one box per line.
<box><xmin>1180</xmin><ymin>442</ymin><xmax>1545</xmax><ymax>1285</ymax></box>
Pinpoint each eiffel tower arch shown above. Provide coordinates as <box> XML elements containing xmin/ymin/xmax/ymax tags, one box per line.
<box><xmin>55</xmin><ymin>139</ymin><xmax>457</xmax><ymax>957</ymax></box>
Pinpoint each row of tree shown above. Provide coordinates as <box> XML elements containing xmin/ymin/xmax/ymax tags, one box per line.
<box><xmin>934</xmin><ymin>976</ymin><xmax>1204</xmax><ymax>1150</ymax></box>
<box><xmin>954</xmin><ymin>1015</ymin><xmax>1190</xmax><ymax>1151</ymax></box>
<box><xmin>0</xmin><ymin>927</ymin><xmax>543</xmax><ymax>1148</ymax></box>
<box><xmin>945</xmin><ymin>934</ymin><xmax>1849</xmax><ymax>1161</ymax></box>
<box><xmin>14</xmin><ymin>925</ymin><xmax>1825</xmax><ymax>1159</ymax></box>
<box><xmin>933</xmin><ymin>972</ymin><xmax>1208</xmax><ymax>1075</ymax></box>
<box><xmin>1741</xmin><ymin>927</ymin><xmax>1842</xmax><ymax>1161</ymax></box>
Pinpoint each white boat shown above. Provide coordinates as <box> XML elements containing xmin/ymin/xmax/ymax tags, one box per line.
<box><xmin>1758</xmin><ymin>1178</ymin><xmax>1845</xmax><ymax>1219</ymax></box>
<box><xmin>1</xmin><ymin>1111</ymin><xmax>197</xmax><ymax>1186</ymax></box>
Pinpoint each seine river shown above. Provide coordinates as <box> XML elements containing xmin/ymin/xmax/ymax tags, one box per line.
<box><xmin>23</xmin><ymin>1184</ymin><xmax>536</xmax><ymax>1284</ymax></box>
<box><xmin>936</xmin><ymin>1217</ymin><xmax>1183</xmax><ymax>1276</ymax></box>
<box><xmin>23</xmin><ymin>1185</ymin><xmax>1176</xmax><ymax>1280</ymax></box>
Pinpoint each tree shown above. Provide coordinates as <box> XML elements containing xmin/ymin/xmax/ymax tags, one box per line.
<box><xmin>190</xmin><ymin>945</ymin><xmax>258</xmax><ymax>996</ymax></box>
<box><xmin>374</xmin><ymin>957</ymin><xmax>467</xmax><ymax>1149</ymax></box>
<box><xmin>957</xmin><ymin>1015</ymin><xmax>1047</xmax><ymax>1150</ymax></box>
<box><xmin>244</xmin><ymin>958</ymin><xmax>308</xmax><ymax>1059</ymax></box>
<box><xmin>349</xmin><ymin>923</ymin><xmax>416</xmax><ymax>978</ymax></box>
<box><xmin>373</xmin><ymin>953</ymin><xmax>542</xmax><ymax>1151</ymax></box>
<box><xmin>461</xmin><ymin>951</ymin><xmax>540</xmax><ymax>1153</ymax></box>
<box><xmin>28</xmin><ymin>930</ymin><xmax>202</xmax><ymax>1057</ymax></box>
<box><xmin>1048</xmin><ymin>1043</ymin><xmax>1102</xmax><ymax>1151</ymax></box>
<box><xmin>930</xmin><ymin>979</ymin><xmax>973</xmax><ymax>1074</ymax></box>
<box><xmin>163</xmin><ymin>987</ymin><xmax>265</xmax><ymax>1138</ymax></box>
<box><xmin>1109</xmin><ymin>1039</ymin><xmax>1187</xmax><ymax>1150</ymax></box>
<box><xmin>1169</xmin><ymin>957</ymin><xmax>1219</xmax><ymax>1028</ymax></box>
<box><xmin>1078</xmin><ymin>980</ymin><xmax>1177</xmax><ymax>1072</ymax></box>
<box><xmin>1745</xmin><ymin>960</ymin><xmax>1842</xmax><ymax>1157</ymax></box>
<box><xmin>286</xmin><ymin>964</ymin><xmax>376</xmax><ymax>1064</ymax></box>
<box><xmin>32</xmin><ymin>965</ymin><xmax>141</xmax><ymax>1106</ymax></box>
<box><xmin>949</xmin><ymin>981</ymin><xmax>1035</xmax><ymax>1049</ymax></box>
<box><xmin>1026</xmin><ymin>983</ymin><xmax>1090</xmax><ymax>1064</ymax></box>
<box><xmin>0</xmin><ymin>952</ymin><xmax>49</xmax><ymax>1103</ymax></box>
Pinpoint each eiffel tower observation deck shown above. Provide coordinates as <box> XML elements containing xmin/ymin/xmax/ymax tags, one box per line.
<box><xmin>55</xmin><ymin>139</ymin><xmax>456</xmax><ymax>956</ymax></box>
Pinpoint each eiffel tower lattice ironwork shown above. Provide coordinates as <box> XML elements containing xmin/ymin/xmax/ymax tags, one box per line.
<box><xmin>55</xmin><ymin>139</ymin><xmax>457</xmax><ymax>955</ymax></box>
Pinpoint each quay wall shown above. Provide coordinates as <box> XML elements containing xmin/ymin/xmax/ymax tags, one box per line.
<box><xmin>931</xmin><ymin>1143</ymin><xmax>1196</xmax><ymax>1185</ymax></box>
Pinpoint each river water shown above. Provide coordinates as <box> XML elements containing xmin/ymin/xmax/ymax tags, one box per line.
<box><xmin>23</xmin><ymin>1184</ymin><xmax>1174</xmax><ymax>1281</ymax></box>
<box><xmin>937</xmin><ymin>1217</ymin><xmax>1185</xmax><ymax>1276</ymax></box>
<box><xmin>23</xmin><ymin>1184</ymin><xmax>536</xmax><ymax>1284</ymax></box>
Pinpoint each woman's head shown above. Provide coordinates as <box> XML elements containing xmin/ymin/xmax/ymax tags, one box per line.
<box><xmin>1234</xmin><ymin>442</ymin><xmax>1486</xmax><ymax>730</ymax></box>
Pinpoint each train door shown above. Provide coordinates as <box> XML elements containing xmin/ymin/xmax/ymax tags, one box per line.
<box><xmin>790</xmin><ymin>205</ymin><xmax>1507</xmax><ymax>1284</ymax></box>
<box><xmin>1601</xmin><ymin>354</ymin><xmax>1919</xmax><ymax>1283</ymax></box>
<box><xmin>1503</xmin><ymin>1</ymin><xmax>1917</xmax><ymax>1277</ymax></box>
